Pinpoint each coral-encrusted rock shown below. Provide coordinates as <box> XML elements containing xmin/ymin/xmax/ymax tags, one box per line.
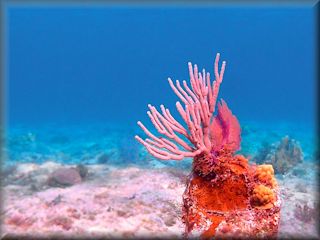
<box><xmin>254</xmin><ymin>136</ymin><xmax>303</xmax><ymax>174</ymax></box>
<box><xmin>47</xmin><ymin>167</ymin><xmax>82</xmax><ymax>187</ymax></box>
<box><xmin>134</xmin><ymin>54</ymin><xmax>282</xmax><ymax>239</ymax></box>
<box><xmin>182</xmin><ymin>148</ymin><xmax>281</xmax><ymax>239</ymax></box>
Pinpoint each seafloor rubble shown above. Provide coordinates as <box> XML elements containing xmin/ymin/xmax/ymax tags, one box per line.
<box><xmin>1</xmin><ymin>162</ymin><xmax>186</xmax><ymax>238</ymax></box>
<box><xmin>1</xmin><ymin>160</ymin><xmax>318</xmax><ymax>239</ymax></box>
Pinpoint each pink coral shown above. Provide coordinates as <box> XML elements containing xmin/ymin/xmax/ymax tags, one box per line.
<box><xmin>135</xmin><ymin>53</ymin><xmax>240</xmax><ymax>160</ymax></box>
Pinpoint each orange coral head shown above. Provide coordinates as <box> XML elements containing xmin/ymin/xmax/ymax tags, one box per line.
<box><xmin>251</xmin><ymin>184</ymin><xmax>276</xmax><ymax>209</ymax></box>
<box><xmin>255</xmin><ymin>164</ymin><xmax>277</xmax><ymax>188</ymax></box>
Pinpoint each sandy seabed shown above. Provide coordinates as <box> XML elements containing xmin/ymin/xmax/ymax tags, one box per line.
<box><xmin>1</xmin><ymin>161</ymin><xmax>319</xmax><ymax>239</ymax></box>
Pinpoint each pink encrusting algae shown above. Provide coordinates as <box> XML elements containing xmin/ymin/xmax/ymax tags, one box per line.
<box><xmin>135</xmin><ymin>53</ymin><xmax>281</xmax><ymax>238</ymax></box>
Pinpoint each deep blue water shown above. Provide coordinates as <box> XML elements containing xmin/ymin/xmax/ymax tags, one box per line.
<box><xmin>4</xmin><ymin>4</ymin><xmax>317</xmax><ymax>165</ymax></box>
<box><xmin>6</xmin><ymin>4</ymin><xmax>315</xmax><ymax>125</ymax></box>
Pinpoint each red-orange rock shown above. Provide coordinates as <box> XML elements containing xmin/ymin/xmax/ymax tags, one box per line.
<box><xmin>182</xmin><ymin>147</ymin><xmax>281</xmax><ymax>239</ymax></box>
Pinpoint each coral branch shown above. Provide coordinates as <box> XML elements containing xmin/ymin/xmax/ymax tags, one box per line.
<box><xmin>135</xmin><ymin>53</ymin><xmax>234</xmax><ymax>160</ymax></box>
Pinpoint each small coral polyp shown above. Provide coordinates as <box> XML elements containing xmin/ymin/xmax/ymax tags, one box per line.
<box><xmin>135</xmin><ymin>53</ymin><xmax>280</xmax><ymax>239</ymax></box>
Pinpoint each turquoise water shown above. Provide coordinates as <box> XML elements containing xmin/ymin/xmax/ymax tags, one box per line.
<box><xmin>4</xmin><ymin>121</ymin><xmax>316</xmax><ymax>168</ymax></box>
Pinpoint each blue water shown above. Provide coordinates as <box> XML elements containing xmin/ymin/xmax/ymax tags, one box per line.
<box><xmin>4</xmin><ymin>4</ymin><xmax>316</xmax><ymax>167</ymax></box>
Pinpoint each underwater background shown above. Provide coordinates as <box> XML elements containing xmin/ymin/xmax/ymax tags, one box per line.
<box><xmin>1</xmin><ymin>3</ymin><xmax>318</xmax><ymax>238</ymax></box>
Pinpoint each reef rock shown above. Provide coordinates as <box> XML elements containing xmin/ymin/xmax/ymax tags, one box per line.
<box><xmin>182</xmin><ymin>149</ymin><xmax>281</xmax><ymax>239</ymax></box>
<box><xmin>253</xmin><ymin>136</ymin><xmax>303</xmax><ymax>174</ymax></box>
<box><xmin>48</xmin><ymin>167</ymin><xmax>82</xmax><ymax>187</ymax></box>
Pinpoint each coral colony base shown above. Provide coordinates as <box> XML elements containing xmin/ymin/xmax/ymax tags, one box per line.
<box><xmin>135</xmin><ymin>53</ymin><xmax>281</xmax><ymax>238</ymax></box>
